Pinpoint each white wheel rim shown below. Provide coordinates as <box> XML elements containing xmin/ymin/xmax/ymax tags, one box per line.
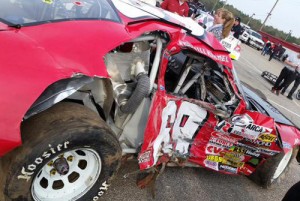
<box><xmin>271</xmin><ymin>149</ymin><xmax>293</xmax><ymax>182</ymax></box>
<box><xmin>31</xmin><ymin>148</ymin><xmax>101</xmax><ymax>201</ymax></box>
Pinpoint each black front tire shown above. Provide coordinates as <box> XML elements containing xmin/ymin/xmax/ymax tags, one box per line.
<box><xmin>248</xmin><ymin>148</ymin><xmax>297</xmax><ymax>188</ymax></box>
<box><xmin>296</xmin><ymin>91</ymin><xmax>300</xmax><ymax>100</ymax></box>
<box><xmin>247</xmin><ymin>39</ymin><xmax>251</xmax><ymax>45</ymax></box>
<box><xmin>2</xmin><ymin>102</ymin><xmax>122</xmax><ymax>200</ymax></box>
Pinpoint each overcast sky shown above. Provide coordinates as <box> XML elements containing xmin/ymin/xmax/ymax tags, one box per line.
<box><xmin>225</xmin><ymin>0</ymin><xmax>300</xmax><ymax>38</ymax></box>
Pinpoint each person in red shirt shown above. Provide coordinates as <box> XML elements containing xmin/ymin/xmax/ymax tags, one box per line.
<box><xmin>161</xmin><ymin>0</ymin><xmax>189</xmax><ymax>17</ymax></box>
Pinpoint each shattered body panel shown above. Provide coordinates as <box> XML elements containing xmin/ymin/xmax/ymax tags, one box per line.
<box><xmin>0</xmin><ymin>0</ymin><xmax>300</xmax><ymax>181</ymax></box>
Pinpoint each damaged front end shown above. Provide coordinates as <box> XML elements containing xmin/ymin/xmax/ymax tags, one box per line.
<box><xmin>135</xmin><ymin>32</ymin><xmax>282</xmax><ymax>188</ymax></box>
<box><xmin>102</xmin><ymin>21</ymin><xmax>283</xmax><ymax>191</ymax></box>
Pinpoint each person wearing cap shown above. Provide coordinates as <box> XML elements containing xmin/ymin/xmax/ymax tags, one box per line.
<box><xmin>161</xmin><ymin>0</ymin><xmax>189</xmax><ymax>17</ymax></box>
<box><xmin>231</xmin><ymin>17</ymin><xmax>242</xmax><ymax>39</ymax></box>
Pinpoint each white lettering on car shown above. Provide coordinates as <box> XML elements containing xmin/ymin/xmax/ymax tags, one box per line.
<box><xmin>92</xmin><ymin>181</ymin><xmax>110</xmax><ymax>201</ymax></box>
<box><xmin>17</xmin><ymin>141</ymin><xmax>70</xmax><ymax>181</ymax></box>
<box><xmin>179</xmin><ymin>41</ymin><xmax>230</xmax><ymax>63</ymax></box>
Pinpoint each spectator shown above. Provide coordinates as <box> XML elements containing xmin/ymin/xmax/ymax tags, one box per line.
<box><xmin>281</xmin><ymin>67</ymin><xmax>300</xmax><ymax>100</ymax></box>
<box><xmin>269</xmin><ymin>43</ymin><xmax>282</xmax><ymax>61</ymax></box>
<box><xmin>282</xmin><ymin>54</ymin><xmax>289</xmax><ymax>62</ymax></box>
<box><xmin>231</xmin><ymin>16</ymin><xmax>242</xmax><ymax>39</ymax></box>
<box><xmin>261</xmin><ymin>39</ymin><xmax>271</xmax><ymax>56</ymax></box>
<box><xmin>207</xmin><ymin>8</ymin><xmax>234</xmax><ymax>41</ymax></box>
<box><xmin>187</xmin><ymin>0</ymin><xmax>197</xmax><ymax>18</ymax></box>
<box><xmin>282</xmin><ymin>181</ymin><xmax>300</xmax><ymax>201</ymax></box>
<box><xmin>271</xmin><ymin>53</ymin><xmax>300</xmax><ymax>95</ymax></box>
<box><xmin>161</xmin><ymin>0</ymin><xmax>189</xmax><ymax>17</ymax></box>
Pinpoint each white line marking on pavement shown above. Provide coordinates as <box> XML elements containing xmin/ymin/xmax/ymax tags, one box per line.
<box><xmin>268</xmin><ymin>99</ymin><xmax>300</xmax><ymax>118</ymax></box>
<box><xmin>240</xmin><ymin>57</ymin><xmax>262</xmax><ymax>74</ymax></box>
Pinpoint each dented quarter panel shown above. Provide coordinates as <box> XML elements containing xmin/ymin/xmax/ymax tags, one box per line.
<box><xmin>276</xmin><ymin>123</ymin><xmax>300</xmax><ymax>152</ymax></box>
<box><xmin>139</xmin><ymin>35</ymin><xmax>284</xmax><ymax>176</ymax></box>
<box><xmin>0</xmin><ymin>20</ymin><xmax>134</xmax><ymax>156</ymax></box>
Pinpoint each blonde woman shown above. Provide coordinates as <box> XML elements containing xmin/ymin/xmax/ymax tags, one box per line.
<box><xmin>207</xmin><ymin>8</ymin><xmax>235</xmax><ymax>41</ymax></box>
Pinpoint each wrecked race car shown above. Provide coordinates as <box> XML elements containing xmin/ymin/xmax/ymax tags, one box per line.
<box><xmin>0</xmin><ymin>0</ymin><xmax>300</xmax><ymax>200</ymax></box>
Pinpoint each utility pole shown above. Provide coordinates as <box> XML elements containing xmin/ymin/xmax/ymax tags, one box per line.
<box><xmin>211</xmin><ymin>0</ymin><xmax>218</xmax><ymax>12</ymax></box>
<box><xmin>285</xmin><ymin>30</ymin><xmax>292</xmax><ymax>40</ymax></box>
<box><xmin>246</xmin><ymin>13</ymin><xmax>255</xmax><ymax>26</ymax></box>
<box><xmin>260</xmin><ymin>0</ymin><xmax>279</xmax><ymax>31</ymax></box>
<box><xmin>222</xmin><ymin>0</ymin><xmax>227</xmax><ymax>8</ymax></box>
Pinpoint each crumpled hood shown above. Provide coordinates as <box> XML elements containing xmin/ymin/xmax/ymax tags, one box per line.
<box><xmin>112</xmin><ymin>0</ymin><xmax>226</xmax><ymax>52</ymax></box>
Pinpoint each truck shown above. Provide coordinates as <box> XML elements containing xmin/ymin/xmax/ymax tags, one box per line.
<box><xmin>240</xmin><ymin>29</ymin><xmax>265</xmax><ymax>51</ymax></box>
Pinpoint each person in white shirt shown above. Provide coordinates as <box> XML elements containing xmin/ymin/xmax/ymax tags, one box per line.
<box><xmin>271</xmin><ymin>53</ymin><xmax>300</xmax><ymax>98</ymax></box>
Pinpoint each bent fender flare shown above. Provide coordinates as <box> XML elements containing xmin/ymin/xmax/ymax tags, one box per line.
<box><xmin>24</xmin><ymin>75</ymin><xmax>93</xmax><ymax>120</ymax></box>
<box><xmin>276</xmin><ymin>123</ymin><xmax>300</xmax><ymax>154</ymax></box>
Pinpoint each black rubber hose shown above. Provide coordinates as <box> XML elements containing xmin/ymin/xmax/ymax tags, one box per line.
<box><xmin>120</xmin><ymin>74</ymin><xmax>150</xmax><ymax>114</ymax></box>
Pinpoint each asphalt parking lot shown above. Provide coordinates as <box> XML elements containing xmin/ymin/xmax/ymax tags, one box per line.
<box><xmin>235</xmin><ymin>44</ymin><xmax>300</xmax><ymax>128</ymax></box>
<box><xmin>103</xmin><ymin>43</ymin><xmax>300</xmax><ymax>201</ymax></box>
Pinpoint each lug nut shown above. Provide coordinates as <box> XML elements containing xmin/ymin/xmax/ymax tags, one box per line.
<box><xmin>67</xmin><ymin>155</ymin><xmax>74</xmax><ymax>162</ymax></box>
<box><xmin>47</xmin><ymin>161</ymin><xmax>54</xmax><ymax>166</ymax></box>
<box><xmin>50</xmin><ymin>169</ymin><xmax>56</xmax><ymax>176</ymax></box>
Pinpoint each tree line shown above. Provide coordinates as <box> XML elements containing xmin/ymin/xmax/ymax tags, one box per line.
<box><xmin>200</xmin><ymin>0</ymin><xmax>300</xmax><ymax>45</ymax></box>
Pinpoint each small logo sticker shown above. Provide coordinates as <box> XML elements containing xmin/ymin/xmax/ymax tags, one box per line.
<box><xmin>43</xmin><ymin>0</ymin><xmax>53</xmax><ymax>4</ymax></box>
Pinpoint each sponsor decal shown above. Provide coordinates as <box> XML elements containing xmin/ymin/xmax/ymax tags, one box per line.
<box><xmin>74</xmin><ymin>1</ymin><xmax>84</xmax><ymax>6</ymax></box>
<box><xmin>282</xmin><ymin>141</ymin><xmax>292</xmax><ymax>149</ymax></box>
<box><xmin>219</xmin><ymin>164</ymin><xmax>237</xmax><ymax>174</ymax></box>
<box><xmin>209</xmin><ymin>137</ymin><xmax>234</xmax><ymax>149</ymax></box>
<box><xmin>206</xmin><ymin>155</ymin><xmax>228</xmax><ymax>164</ymax></box>
<box><xmin>229</xmin><ymin>161</ymin><xmax>244</xmax><ymax>168</ymax></box>
<box><xmin>245</xmin><ymin>124</ymin><xmax>271</xmax><ymax>133</ymax></box>
<box><xmin>229</xmin><ymin>146</ymin><xmax>246</xmax><ymax>154</ymax></box>
<box><xmin>245</xmin><ymin>150</ymin><xmax>260</xmax><ymax>157</ymax></box>
<box><xmin>259</xmin><ymin>148</ymin><xmax>281</xmax><ymax>156</ymax></box>
<box><xmin>206</xmin><ymin>155</ymin><xmax>244</xmax><ymax>167</ymax></box>
<box><xmin>205</xmin><ymin>144</ymin><xmax>224</xmax><ymax>155</ymax></box>
<box><xmin>248</xmin><ymin>158</ymin><xmax>260</xmax><ymax>166</ymax></box>
<box><xmin>237</xmin><ymin>142</ymin><xmax>258</xmax><ymax>153</ymax></box>
<box><xmin>258</xmin><ymin>133</ymin><xmax>277</xmax><ymax>143</ymax></box>
<box><xmin>229</xmin><ymin>146</ymin><xmax>260</xmax><ymax>157</ymax></box>
<box><xmin>231</xmin><ymin>114</ymin><xmax>253</xmax><ymax>127</ymax></box>
<box><xmin>230</xmin><ymin>123</ymin><xmax>272</xmax><ymax>140</ymax></box>
<box><xmin>92</xmin><ymin>181</ymin><xmax>110</xmax><ymax>200</ymax></box>
<box><xmin>138</xmin><ymin>150</ymin><xmax>151</xmax><ymax>164</ymax></box>
<box><xmin>159</xmin><ymin>85</ymin><xmax>165</xmax><ymax>91</ymax></box>
<box><xmin>243</xmin><ymin>138</ymin><xmax>272</xmax><ymax>147</ymax></box>
<box><xmin>211</xmin><ymin>132</ymin><xmax>240</xmax><ymax>144</ymax></box>
<box><xmin>18</xmin><ymin>142</ymin><xmax>70</xmax><ymax>181</ymax></box>
<box><xmin>222</xmin><ymin>152</ymin><xmax>244</xmax><ymax>163</ymax></box>
<box><xmin>239</xmin><ymin>166</ymin><xmax>253</xmax><ymax>175</ymax></box>
<box><xmin>204</xmin><ymin>159</ymin><xmax>219</xmax><ymax>171</ymax></box>
<box><xmin>43</xmin><ymin>0</ymin><xmax>53</xmax><ymax>4</ymax></box>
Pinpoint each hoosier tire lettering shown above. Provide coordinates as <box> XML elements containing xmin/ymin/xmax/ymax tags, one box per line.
<box><xmin>93</xmin><ymin>181</ymin><xmax>110</xmax><ymax>201</ymax></box>
<box><xmin>17</xmin><ymin>142</ymin><xmax>70</xmax><ymax>181</ymax></box>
